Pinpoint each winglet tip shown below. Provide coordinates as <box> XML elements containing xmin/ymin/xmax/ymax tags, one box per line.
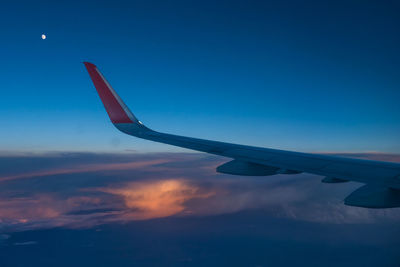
<box><xmin>83</xmin><ymin>62</ymin><xmax>96</xmax><ymax>69</ymax></box>
<box><xmin>84</xmin><ymin>62</ymin><xmax>139</xmax><ymax>124</ymax></box>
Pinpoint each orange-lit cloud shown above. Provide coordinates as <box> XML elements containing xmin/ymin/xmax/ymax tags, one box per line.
<box><xmin>0</xmin><ymin>179</ymin><xmax>215</xmax><ymax>231</ymax></box>
<box><xmin>0</xmin><ymin>194</ymin><xmax>118</xmax><ymax>231</ymax></box>
<box><xmin>0</xmin><ymin>195</ymin><xmax>62</xmax><ymax>224</ymax></box>
<box><xmin>98</xmin><ymin>179</ymin><xmax>215</xmax><ymax>220</ymax></box>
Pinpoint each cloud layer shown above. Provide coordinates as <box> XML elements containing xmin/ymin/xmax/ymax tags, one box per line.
<box><xmin>0</xmin><ymin>152</ymin><xmax>399</xmax><ymax>233</ymax></box>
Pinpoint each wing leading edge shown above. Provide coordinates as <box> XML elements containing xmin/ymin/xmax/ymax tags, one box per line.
<box><xmin>84</xmin><ymin>62</ymin><xmax>400</xmax><ymax>209</ymax></box>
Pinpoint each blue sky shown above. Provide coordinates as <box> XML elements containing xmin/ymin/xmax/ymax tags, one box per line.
<box><xmin>1</xmin><ymin>0</ymin><xmax>400</xmax><ymax>152</ymax></box>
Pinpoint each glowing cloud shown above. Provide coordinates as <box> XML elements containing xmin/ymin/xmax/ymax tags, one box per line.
<box><xmin>99</xmin><ymin>179</ymin><xmax>214</xmax><ymax>220</ymax></box>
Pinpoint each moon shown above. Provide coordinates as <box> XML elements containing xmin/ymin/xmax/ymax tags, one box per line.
<box><xmin>41</xmin><ymin>34</ymin><xmax>46</xmax><ymax>40</ymax></box>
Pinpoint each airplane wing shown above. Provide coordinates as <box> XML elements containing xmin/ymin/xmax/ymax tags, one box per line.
<box><xmin>84</xmin><ymin>62</ymin><xmax>400</xmax><ymax>209</ymax></box>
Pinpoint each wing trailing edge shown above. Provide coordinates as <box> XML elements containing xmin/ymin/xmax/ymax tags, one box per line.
<box><xmin>345</xmin><ymin>185</ymin><xmax>400</xmax><ymax>208</ymax></box>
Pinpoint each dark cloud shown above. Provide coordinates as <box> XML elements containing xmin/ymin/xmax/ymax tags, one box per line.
<box><xmin>13</xmin><ymin>241</ymin><xmax>37</xmax><ymax>246</ymax></box>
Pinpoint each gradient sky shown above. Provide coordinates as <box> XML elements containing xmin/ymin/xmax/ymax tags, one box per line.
<box><xmin>1</xmin><ymin>0</ymin><xmax>400</xmax><ymax>153</ymax></box>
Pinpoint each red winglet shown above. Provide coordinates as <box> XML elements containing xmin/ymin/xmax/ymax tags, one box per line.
<box><xmin>84</xmin><ymin>62</ymin><xmax>133</xmax><ymax>124</ymax></box>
